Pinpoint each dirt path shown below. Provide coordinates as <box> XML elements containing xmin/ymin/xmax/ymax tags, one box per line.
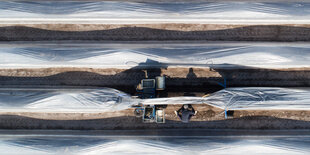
<box><xmin>1</xmin><ymin>24</ymin><xmax>310</xmax><ymax>41</ymax></box>
<box><xmin>1</xmin><ymin>104</ymin><xmax>310</xmax><ymax>129</ymax></box>
<box><xmin>1</xmin><ymin>67</ymin><xmax>310</xmax><ymax>96</ymax></box>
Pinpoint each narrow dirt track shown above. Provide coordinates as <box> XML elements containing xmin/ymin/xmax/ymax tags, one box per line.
<box><xmin>1</xmin><ymin>104</ymin><xmax>310</xmax><ymax>129</ymax></box>
<box><xmin>1</xmin><ymin>67</ymin><xmax>310</xmax><ymax>95</ymax></box>
<box><xmin>1</xmin><ymin>24</ymin><xmax>310</xmax><ymax>41</ymax></box>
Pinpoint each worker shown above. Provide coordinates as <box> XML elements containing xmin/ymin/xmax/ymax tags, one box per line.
<box><xmin>174</xmin><ymin>104</ymin><xmax>197</xmax><ymax>123</ymax></box>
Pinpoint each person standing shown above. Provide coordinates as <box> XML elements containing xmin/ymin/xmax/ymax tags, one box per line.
<box><xmin>175</xmin><ymin>104</ymin><xmax>197</xmax><ymax>123</ymax></box>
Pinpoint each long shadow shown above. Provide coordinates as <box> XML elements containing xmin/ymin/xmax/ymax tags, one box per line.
<box><xmin>0</xmin><ymin>59</ymin><xmax>224</xmax><ymax>96</ymax></box>
<box><xmin>1</xmin><ymin>25</ymin><xmax>310</xmax><ymax>41</ymax></box>
<box><xmin>210</xmin><ymin>63</ymin><xmax>310</xmax><ymax>87</ymax></box>
<box><xmin>1</xmin><ymin>61</ymin><xmax>310</xmax><ymax>97</ymax></box>
<box><xmin>0</xmin><ymin>114</ymin><xmax>309</xmax><ymax>130</ymax></box>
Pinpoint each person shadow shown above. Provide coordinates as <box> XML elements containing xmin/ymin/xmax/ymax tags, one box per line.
<box><xmin>184</xmin><ymin>68</ymin><xmax>198</xmax><ymax>96</ymax></box>
<box><xmin>186</xmin><ymin>68</ymin><xmax>197</xmax><ymax>79</ymax></box>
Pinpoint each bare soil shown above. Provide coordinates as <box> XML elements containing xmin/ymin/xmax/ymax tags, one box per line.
<box><xmin>1</xmin><ymin>67</ymin><xmax>310</xmax><ymax>96</ymax></box>
<box><xmin>1</xmin><ymin>24</ymin><xmax>310</xmax><ymax>41</ymax></box>
<box><xmin>1</xmin><ymin>104</ymin><xmax>310</xmax><ymax>130</ymax></box>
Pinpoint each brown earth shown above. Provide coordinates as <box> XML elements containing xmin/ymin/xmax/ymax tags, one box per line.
<box><xmin>1</xmin><ymin>67</ymin><xmax>310</xmax><ymax>96</ymax></box>
<box><xmin>1</xmin><ymin>24</ymin><xmax>310</xmax><ymax>41</ymax></box>
<box><xmin>1</xmin><ymin>104</ymin><xmax>310</xmax><ymax>130</ymax></box>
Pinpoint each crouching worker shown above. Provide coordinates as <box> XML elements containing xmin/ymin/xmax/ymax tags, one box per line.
<box><xmin>174</xmin><ymin>104</ymin><xmax>197</xmax><ymax>123</ymax></box>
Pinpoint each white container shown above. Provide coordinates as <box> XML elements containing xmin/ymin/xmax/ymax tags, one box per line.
<box><xmin>156</xmin><ymin>76</ymin><xmax>165</xmax><ymax>90</ymax></box>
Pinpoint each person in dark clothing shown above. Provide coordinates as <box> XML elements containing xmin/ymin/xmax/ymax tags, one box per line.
<box><xmin>175</xmin><ymin>104</ymin><xmax>197</xmax><ymax>123</ymax></box>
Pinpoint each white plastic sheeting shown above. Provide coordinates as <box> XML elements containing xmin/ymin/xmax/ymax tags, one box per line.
<box><xmin>204</xmin><ymin>87</ymin><xmax>310</xmax><ymax>110</ymax></box>
<box><xmin>0</xmin><ymin>131</ymin><xmax>310</xmax><ymax>155</ymax></box>
<box><xmin>0</xmin><ymin>1</ymin><xmax>309</xmax><ymax>24</ymax></box>
<box><xmin>1</xmin><ymin>42</ymin><xmax>310</xmax><ymax>69</ymax></box>
<box><xmin>142</xmin><ymin>97</ymin><xmax>206</xmax><ymax>106</ymax></box>
<box><xmin>1</xmin><ymin>87</ymin><xmax>310</xmax><ymax>112</ymax></box>
<box><xmin>142</xmin><ymin>87</ymin><xmax>310</xmax><ymax>111</ymax></box>
<box><xmin>0</xmin><ymin>88</ymin><xmax>135</xmax><ymax>112</ymax></box>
